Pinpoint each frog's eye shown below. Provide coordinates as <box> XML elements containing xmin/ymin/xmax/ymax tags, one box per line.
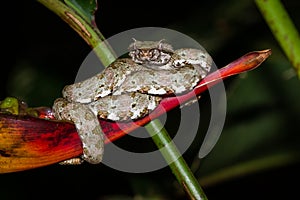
<box><xmin>149</xmin><ymin>48</ymin><xmax>161</xmax><ymax>60</ymax></box>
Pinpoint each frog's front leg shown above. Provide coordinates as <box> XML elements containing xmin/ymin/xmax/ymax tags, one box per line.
<box><xmin>52</xmin><ymin>98</ymin><xmax>104</xmax><ymax>164</ymax></box>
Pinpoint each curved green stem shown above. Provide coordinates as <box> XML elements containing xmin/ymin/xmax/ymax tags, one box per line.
<box><xmin>255</xmin><ymin>0</ymin><xmax>300</xmax><ymax>78</ymax></box>
<box><xmin>37</xmin><ymin>0</ymin><xmax>116</xmax><ymax>66</ymax></box>
<box><xmin>38</xmin><ymin>0</ymin><xmax>206</xmax><ymax>199</ymax></box>
<box><xmin>145</xmin><ymin>119</ymin><xmax>208</xmax><ymax>200</ymax></box>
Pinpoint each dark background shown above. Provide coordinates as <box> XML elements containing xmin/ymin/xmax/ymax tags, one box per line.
<box><xmin>1</xmin><ymin>0</ymin><xmax>300</xmax><ymax>199</ymax></box>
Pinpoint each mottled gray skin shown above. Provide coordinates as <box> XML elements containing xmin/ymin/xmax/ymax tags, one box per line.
<box><xmin>53</xmin><ymin>39</ymin><xmax>212</xmax><ymax>164</ymax></box>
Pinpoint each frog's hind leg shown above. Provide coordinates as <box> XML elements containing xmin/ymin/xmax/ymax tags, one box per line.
<box><xmin>52</xmin><ymin>98</ymin><xmax>104</xmax><ymax>164</ymax></box>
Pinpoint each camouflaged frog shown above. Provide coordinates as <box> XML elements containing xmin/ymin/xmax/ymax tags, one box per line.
<box><xmin>52</xmin><ymin>39</ymin><xmax>212</xmax><ymax>164</ymax></box>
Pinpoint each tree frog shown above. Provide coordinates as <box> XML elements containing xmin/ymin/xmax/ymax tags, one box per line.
<box><xmin>52</xmin><ymin>39</ymin><xmax>212</xmax><ymax>164</ymax></box>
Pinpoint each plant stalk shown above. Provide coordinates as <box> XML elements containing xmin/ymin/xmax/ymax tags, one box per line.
<box><xmin>145</xmin><ymin>119</ymin><xmax>208</xmax><ymax>200</ymax></box>
<box><xmin>255</xmin><ymin>0</ymin><xmax>300</xmax><ymax>78</ymax></box>
<box><xmin>37</xmin><ymin>0</ymin><xmax>115</xmax><ymax>66</ymax></box>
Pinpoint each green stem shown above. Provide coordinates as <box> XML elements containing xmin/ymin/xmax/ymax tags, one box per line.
<box><xmin>37</xmin><ymin>0</ymin><xmax>116</xmax><ymax>66</ymax></box>
<box><xmin>145</xmin><ymin>119</ymin><xmax>208</xmax><ymax>200</ymax></box>
<box><xmin>255</xmin><ymin>0</ymin><xmax>300</xmax><ymax>78</ymax></box>
<box><xmin>38</xmin><ymin>0</ymin><xmax>207</xmax><ymax>199</ymax></box>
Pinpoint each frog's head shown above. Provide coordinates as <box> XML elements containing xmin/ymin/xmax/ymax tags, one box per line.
<box><xmin>128</xmin><ymin>39</ymin><xmax>174</xmax><ymax>67</ymax></box>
